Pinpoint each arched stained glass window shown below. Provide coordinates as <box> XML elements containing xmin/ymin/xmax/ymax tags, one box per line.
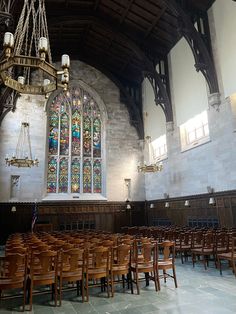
<box><xmin>47</xmin><ymin>86</ymin><xmax>103</xmax><ymax>195</ymax></box>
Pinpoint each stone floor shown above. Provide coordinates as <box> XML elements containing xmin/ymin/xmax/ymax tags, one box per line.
<box><xmin>1</xmin><ymin>259</ymin><xmax>236</xmax><ymax>314</ymax></box>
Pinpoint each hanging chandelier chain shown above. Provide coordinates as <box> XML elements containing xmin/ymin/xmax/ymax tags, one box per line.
<box><xmin>14</xmin><ymin>0</ymin><xmax>31</xmax><ymax>55</ymax></box>
<box><xmin>41</xmin><ymin>0</ymin><xmax>52</xmax><ymax>62</ymax></box>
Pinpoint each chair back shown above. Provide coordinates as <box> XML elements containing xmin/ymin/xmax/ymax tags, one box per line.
<box><xmin>112</xmin><ymin>244</ymin><xmax>130</xmax><ymax>266</ymax></box>
<box><xmin>0</xmin><ymin>253</ymin><xmax>27</xmax><ymax>278</ymax></box>
<box><xmin>160</xmin><ymin>241</ymin><xmax>175</xmax><ymax>261</ymax></box>
<box><xmin>30</xmin><ymin>250</ymin><xmax>58</xmax><ymax>276</ymax></box>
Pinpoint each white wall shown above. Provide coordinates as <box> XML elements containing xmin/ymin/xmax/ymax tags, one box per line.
<box><xmin>169</xmin><ymin>37</ymin><xmax>209</xmax><ymax>126</ymax></box>
<box><xmin>0</xmin><ymin>61</ymin><xmax>145</xmax><ymax>202</ymax></box>
<box><xmin>211</xmin><ymin>0</ymin><xmax>236</xmax><ymax>98</ymax></box>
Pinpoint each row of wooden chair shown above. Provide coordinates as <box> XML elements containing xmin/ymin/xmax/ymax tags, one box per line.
<box><xmin>124</xmin><ymin>226</ymin><xmax>236</xmax><ymax>275</ymax></box>
<box><xmin>0</xmin><ymin>231</ymin><xmax>178</xmax><ymax>311</ymax></box>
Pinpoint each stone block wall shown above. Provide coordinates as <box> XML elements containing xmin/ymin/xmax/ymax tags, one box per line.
<box><xmin>0</xmin><ymin>61</ymin><xmax>145</xmax><ymax>202</ymax></box>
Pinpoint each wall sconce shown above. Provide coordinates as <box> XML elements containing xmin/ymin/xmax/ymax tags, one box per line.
<box><xmin>11</xmin><ymin>206</ymin><xmax>16</xmax><ymax>212</ymax></box>
<box><xmin>126</xmin><ymin>203</ymin><xmax>131</xmax><ymax>209</ymax></box>
<box><xmin>124</xmin><ymin>178</ymin><xmax>131</xmax><ymax>201</ymax></box>
<box><xmin>209</xmin><ymin>197</ymin><xmax>216</xmax><ymax>206</ymax></box>
<box><xmin>165</xmin><ymin>202</ymin><xmax>170</xmax><ymax>208</ymax></box>
<box><xmin>150</xmin><ymin>203</ymin><xmax>154</xmax><ymax>209</ymax></box>
<box><xmin>184</xmin><ymin>200</ymin><xmax>190</xmax><ymax>207</ymax></box>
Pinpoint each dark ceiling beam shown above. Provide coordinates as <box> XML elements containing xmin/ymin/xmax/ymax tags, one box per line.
<box><xmin>47</xmin><ymin>12</ymin><xmax>169</xmax><ymax>56</ymax></box>
<box><xmin>143</xmin><ymin>2</ymin><xmax>167</xmax><ymax>39</ymax></box>
<box><xmin>119</xmin><ymin>0</ymin><xmax>135</xmax><ymax>24</ymax></box>
<box><xmin>166</xmin><ymin>0</ymin><xmax>219</xmax><ymax>94</ymax></box>
<box><xmin>94</xmin><ymin>0</ymin><xmax>100</xmax><ymax>11</ymax></box>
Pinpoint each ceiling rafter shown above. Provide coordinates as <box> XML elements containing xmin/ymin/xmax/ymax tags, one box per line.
<box><xmin>119</xmin><ymin>0</ymin><xmax>135</xmax><ymax>24</ymax></box>
<box><xmin>143</xmin><ymin>3</ymin><xmax>167</xmax><ymax>39</ymax></box>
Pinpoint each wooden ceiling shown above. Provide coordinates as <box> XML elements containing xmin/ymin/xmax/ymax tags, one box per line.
<box><xmin>0</xmin><ymin>0</ymin><xmax>216</xmax><ymax>136</ymax></box>
<box><xmin>10</xmin><ymin>0</ymin><xmax>215</xmax><ymax>85</ymax></box>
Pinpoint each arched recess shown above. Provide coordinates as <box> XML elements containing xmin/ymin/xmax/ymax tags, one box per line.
<box><xmin>48</xmin><ymin>15</ymin><xmax>173</xmax><ymax>127</ymax></box>
<box><xmin>44</xmin><ymin>79</ymin><xmax>108</xmax><ymax>200</ymax></box>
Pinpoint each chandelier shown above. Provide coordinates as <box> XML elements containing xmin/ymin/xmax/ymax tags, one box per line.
<box><xmin>0</xmin><ymin>0</ymin><xmax>70</xmax><ymax>97</ymax></box>
<box><xmin>137</xmin><ymin>162</ymin><xmax>163</xmax><ymax>173</ymax></box>
<box><xmin>5</xmin><ymin>122</ymin><xmax>39</xmax><ymax>167</ymax></box>
<box><xmin>137</xmin><ymin>136</ymin><xmax>163</xmax><ymax>173</ymax></box>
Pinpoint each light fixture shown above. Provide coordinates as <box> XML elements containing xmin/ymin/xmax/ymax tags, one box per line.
<box><xmin>165</xmin><ymin>202</ymin><xmax>170</xmax><ymax>208</ymax></box>
<box><xmin>137</xmin><ymin>136</ymin><xmax>163</xmax><ymax>173</ymax></box>
<box><xmin>209</xmin><ymin>197</ymin><xmax>216</xmax><ymax>205</ymax></box>
<box><xmin>126</xmin><ymin>203</ymin><xmax>131</xmax><ymax>209</ymax></box>
<box><xmin>5</xmin><ymin>122</ymin><xmax>39</xmax><ymax>168</ymax></box>
<box><xmin>0</xmin><ymin>0</ymin><xmax>70</xmax><ymax>97</ymax></box>
<box><xmin>184</xmin><ymin>200</ymin><xmax>190</xmax><ymax>207</ymax></box>
<box><xmin>11</xmin><ymin>206</ymin><xmax>16</xmax><ymax>212</ymax></box>
<box><xmin>150</xmin><ymin>203</ymin><xmax>154</xmax><ymax>208</ymax></box>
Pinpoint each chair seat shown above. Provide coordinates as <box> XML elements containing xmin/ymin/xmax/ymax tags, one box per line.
<box><xmin>192</xmin><ymin>248</ymin><xmax>213</xmax><ymax>254</ymax></box>
<box><xmin>0</xmin><ymin>277</ymin><xmax>24</xmax><ymax>286</ymax></box>
<box><xmin>218</xmin><ymin>252</ymin><xmax>236</xmax><ymax>260</ymax></box>
<box><xmin>215</xmin><ymin>247</ymin><xmax>229</xmax><ymax>254</ymax></box>
<box><xmin>112</xmin><ymin>265</ymin><xmax>129</xmax><ymax>272</ymax></box>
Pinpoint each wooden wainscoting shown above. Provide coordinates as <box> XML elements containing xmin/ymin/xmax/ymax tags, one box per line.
<box><xmin>147</xmin><ymin>190</ymin><xmax>236</xmax><ymax>228</ymax></box>
<box><xmin>0</xmin><ymin>201</ymin><xmax>146</xmax><ymax>244</ymax></box>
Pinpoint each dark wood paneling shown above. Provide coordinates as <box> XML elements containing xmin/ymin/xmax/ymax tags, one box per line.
<box><xmin>147</xmin><ymin>190</ymin><xmax>236</xmax><ymax>228</ymax></box>
<box><xmin>0</xmin><ymin>201</ymin><xmax>145</xmax><ymax>244</ymax></box>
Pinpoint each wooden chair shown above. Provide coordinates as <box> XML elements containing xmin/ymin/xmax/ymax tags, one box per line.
<box><xmin>28</xmin><ymin>250</ymin><xmax>58</xmax><ymax>311</ymax></box>
<box><xmin>85</xmin><ymin>246</ymin><xmax>111</xmax><ymax>301</ymax></box>
<box><xmin>217</xmin><ymin>237</ymin><xmax>236</xmax><ymax>276</ymax></box>
<box><xmin>191</xmin><ymin>232</ymin><xmax>215</xmax><ymax>269</ymax></box>
<box><xmin>214</xmin><ymin>232</ymin><xmax>229</xmax><ymax>267</ymax></box>
<box><xmin>130</xmin><ymin>240</ymin><xmax>159</xmax><ymax>294</ymax></box>
<box><xmin>157</xmin><ymin>241</ymin><xmax>177</xmax><ymax>288</ymax></box>
<box><xmin>58</xmin><ymin>248</ymin><xmax>86</xmax><ymax>305</ymax></box>
<box><xmin>175</xmin><ymin>232</ymin><xmax>191</xmax><ymax>263</ymax></box>
<box><xmin>0</xmin><ymin>253</ymin><xmax>28</xmax><ymax>311</ymax></box>
<box><xmin>111</xmin><ymin>244</ymin><xmax>131</xmax><ymax>296</ymax></box>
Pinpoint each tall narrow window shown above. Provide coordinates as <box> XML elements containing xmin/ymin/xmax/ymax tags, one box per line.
<box><xmin>47</xmin><ymin>87</ymin><xmax>103</xmax><ymax>195</ymax></box>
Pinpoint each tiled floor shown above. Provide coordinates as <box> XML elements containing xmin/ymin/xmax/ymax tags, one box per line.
<box><xmin>1</xmin><ymin>259</ymin><xmax>236</xmax><ymax>313</ymax></box>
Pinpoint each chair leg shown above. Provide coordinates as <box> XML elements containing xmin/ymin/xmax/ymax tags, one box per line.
<box><xmin>163</xmin><ymin>270</ymin><xmax>166</xmax><ymax>283</ymax></box>
<box><xmin>54</xmin><ymin>281</ymin><xmax>58</xmax><ymax>307</ymax></box>
<box><xmin>29</xmin><ymin>280</ymin><xmax>33</xmax><ymax>312</ymax></box>
<box><xmin>129</xmin><ymin>271</ymin><xmax>134</xmax><ymax>294</ymax></box>
<box><xmin>59</xmin><ymin>277</ymin><xmax>62</xmax><ymax>306</ymax></box>
<box><xmin>192</xmin><ymin>253</ymin><xmax>195</xmax><ymax>267</ymax></box>
<box><xmin>203</xmin><ymin>256</ymin><xmax>207</xmax><ymax>270</ymax></box>
<box><xmin>218</xmin><ymin>258</ymin><xmax>223</xmax><ymax>275</ymax></box>
<box><xmin>181</xmin><ymin>252</ymin><xmax>184</xmax><ymax>264</ymax></box>
<box><xmin>135</xmin><ymin>269</ymin><xmax>140</xmax><ymax>295</ymax></box>
<box><xmin>232</xmin><ymin>259</ymin><xmax>236</xmax><ymax>277</ymax></box>
<box><xmin>23</xmin><ymin>277</ymin><xmax>27</xmax><ymax>312</ymax></box>
<box><xmin>173</xmin><ymin>265</ymin><xmax>178</xmax><ymax>288</ymax></box>
<box><xmin>145</xmin><ymin>272</ymin><xmax>149</xmax><ymax>286</ymax></box>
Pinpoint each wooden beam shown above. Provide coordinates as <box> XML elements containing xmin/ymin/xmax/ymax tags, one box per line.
<box><xmin>144</xmin><ymin>2</ymin><xmax>167</xmax><ymax>39</ymax></box>
<box><xmin>119</xmin><ymin>0</ymin><xmax>135</xmax><ymax>24</ymax></box>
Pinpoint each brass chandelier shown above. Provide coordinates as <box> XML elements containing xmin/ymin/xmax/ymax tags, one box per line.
<box><xmin>0</xmin><ymin>0</ymin><xmax>70</xmax><ymax>97</ymax></box>
<box><xmin>5</xmin><ymin>122</ymin><xmax>39</xmax><ymax>168</ymax></box>
<box><xmin>137</xmin><ymin>162</ymin><xmax>163</xmax><ymax>173</ymax></box>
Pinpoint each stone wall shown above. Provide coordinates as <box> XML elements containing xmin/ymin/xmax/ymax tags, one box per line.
<box><xmin>145</xmin><ymin>96</ymin><xmax>236</xmax><ymax>200</ymax></box>
<box><xmin>0</xmin><ymin>61</ymin><xmax>145</xmax><ymax>202</ymax></box>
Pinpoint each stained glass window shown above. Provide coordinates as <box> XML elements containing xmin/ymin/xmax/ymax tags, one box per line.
<box><xmin>47</xmin><ymin>87</ymin><xmax>103</xmax><ymax>195</ymax></box>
